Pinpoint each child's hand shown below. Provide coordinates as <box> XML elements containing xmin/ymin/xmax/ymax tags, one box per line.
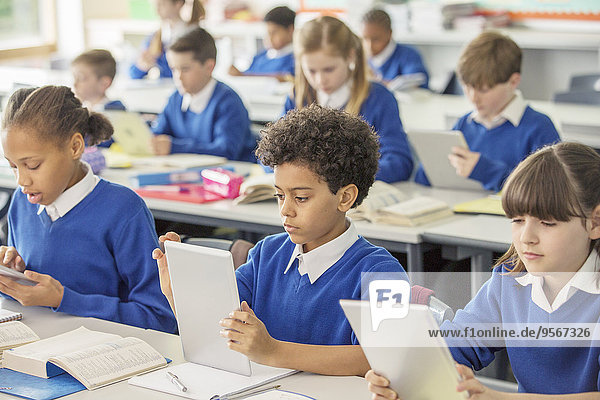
<box><xmin>152</xmin><ymin>135</ymin><xmax>172</xmax><ymax>156</ymax></box>
<box><xmin>219</xmin><ymin>301</ymin><xmax>280</xmax><ymax>365</ymax></box>
<box><xmin>0</xmin><ymin>271</ymin><xmax>63</xmax><ymax>308</ymax></box>
<box><xmin>365</xmin><ymin>370</ymin><xmax>399</xmax><ymax>399</ymax></box>
<box><xmin>152</xmin><ymin>232</ymin><xmax>181</xmax><ymax>314</ymax></box>
<box><xmin>136</xmin><ymin>50</ymin><xmax>157</xmax><ymax>72</ymax></box>
<box><xmin>448</xmin><ymin>146</ymin><xmax>480</xmax><ymax>178</ymax></box>
<box><xmin>0</xmin><ymin>246</ymin><xmax>26</xmax><ymax>272</ymax></box>
<box><xmin>456</xmin><ymin>364</ymin><xmax>502</xmax><ymax>400</ymax></box>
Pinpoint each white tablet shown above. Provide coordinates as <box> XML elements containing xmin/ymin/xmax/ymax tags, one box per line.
<box><xmin>407</xmin><ymin>129</ymin><xmax>486</xmax><ymax>191</ymax></box>
<box><xmin>340</xmin><ymin>300</ymin><xmax>466</xmax><ymax>400</ymax></box>
<box><xmin>164</xmin><ymin>241</ymin><xmax>251</xmax><ymax>376</ymax></box>
<box><xmin>104</xmin><ymin>111</ymin><xmax>153</xmax><ymax>156</ymax></box>
<box><xmin>0</xmin><ymin>265</ymin><xmax>36</xmax><ymax>286</ymax></box>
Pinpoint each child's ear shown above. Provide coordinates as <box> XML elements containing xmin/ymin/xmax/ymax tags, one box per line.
<box><xmin>99</xmin><ymin>76</ymin><xmax>112</xmax><ymax>92</ymax></box>
<box><xmin>589</xmin><ymin>204</ymin><xmax>600</xmax><ymax>240</ymax></box>
<box><xmin>508</xmin><ymin>72</ymin><xmax>521</xmax><ymax>89</ymax></box>
<box><xmin>204</xmin><ymin>58</ymin><xmax>216</xmax><ymax>74</ymax></box>
<box><xmin>337</xmin><ymin>184</ymin><xmax>358</xmax><ymax>212</ymax></box>
<box><xmin>69</xmin><ymin>132</ymin><xmax>85</xmax><ymax>159</ymax></box>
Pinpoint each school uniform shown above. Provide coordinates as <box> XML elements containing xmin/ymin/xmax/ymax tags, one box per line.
<box><xmin>129</xmin><ymin>21</ymin><xmax>190</xmax><ymax>80</ymax></box>
<box><xmin>442</xmin><ymin>250</ymin><xmax>600</xmax><ymax>394</ymax></box>
<box><xmin>415</xmin><ymin>91</ymin><xmax>560</xmax><ymax>191</ymax></box>
<box><xmin>369</xmin><ymin>40</ymin><xmax>429</xmax><ymax>89</ymax></box>
<box><xmin>84</xmin><ymin>97</ymin><xmax>126</xmax><ymax>149</ymax></box>
<box><xmin>152</xmin><ymin>79</ymin><xmax>257</xmax><ymax>162</ymax></box>
<box><xmin>7</xmin><ymin>162</ymin><xmax>177</xmax><ymax>334</ymax></box>
<box><xmin>236</xmin><ymin>220</ymin><xmax>408</xmax><ymax>345</ymax></box>
<box><xmin>245</xmin><ymin>44</ymin><xmax>295</xmax><ymax>76</ymax></box>
<box><xmin>283</xmin><ymin>81</ymin><xmax>414</xmax><ymax>183</ymax></box>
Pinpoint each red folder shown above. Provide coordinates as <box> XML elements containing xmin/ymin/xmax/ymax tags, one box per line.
<box><xmin>134</xmin><ymin>184</ymin><xmax>225</xmax><ymax>204</ymax></box>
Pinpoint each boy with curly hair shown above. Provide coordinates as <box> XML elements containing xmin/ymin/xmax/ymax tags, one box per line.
<box><xmin>154</xmin><ymin>104</ymin><xmax>407</xmax><ymax>376</ymax></box>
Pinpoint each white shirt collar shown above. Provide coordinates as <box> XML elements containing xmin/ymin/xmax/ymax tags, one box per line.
<box><xmin>161</xmin><ymin>20</ymin><xmax>190</xmax><ymax>45</ymax></box>
<box><xmin>470</xmin><ymin>90</ymin><xmax>527</xmax><ymax>129</ymax></box>
<box><xmin>266</xmin><ymin>43</ymin><xmax>293</xmax><ymax>60</ymax></box>
<box><xmin>181</xmin><ymin>78</ymin><xmax>217</xmax><ymax>114</ymax></box>
<box><xmin>83</xmin><ymin>97</ymin><xmax>109</xmax><ymax>113</ymax></box>
<box><xmin>317</xmin><ymin>80</ymin><xmax>352</xmax><ymax>110</ymax></box>
<box><xmin>515</xmin><ymin>249</ymin><xmax>600</xmax><ymax>313</ymax></box>
<box><xmin>37</xmin><ymin>161</ymin><xmax>100</xmax><ymax>222</ymax></box>
<box><xmin>283</xmin><ymin>218</ymin><xmax>359</xmax><ymax>284</ymax></box>
<box><xmin>370</xmin><ymin>39</ymin><xmax>396</xmax><ymax>68</ymax></box>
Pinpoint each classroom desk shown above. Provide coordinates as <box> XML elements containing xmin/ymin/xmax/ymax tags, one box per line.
<box><xmin>0</xmin><ymin>298</ymin><xmax>371</xmax><ymax>400</ymax></box>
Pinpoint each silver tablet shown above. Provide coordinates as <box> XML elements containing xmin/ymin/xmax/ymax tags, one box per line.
<box><xmin>340</xmin><ymin>300</ymin><xmax>466</xmax><ymax>400</ymax></box>
<box><xmin>407</xmin><ymin>129</ymin><xmax>486</xmax><ymax>191</ymax></box>
<box><xmin>104</xmin><ymin>111</ymin><xmax>154</xmax><ymax>156</ymax></box>
<box><xmin>0</xmin><ymin>264</ymin><xmax>36</xmax><ymax>286</ymax></box>
<box><xmin>164</xmin><ymin>241</ymin><xmax>251</xmax><ymax>376</ymax></box>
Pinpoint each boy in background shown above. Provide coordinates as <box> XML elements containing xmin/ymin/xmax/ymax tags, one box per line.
<box><xmin>71</xmin><ymin>49</ymin><xmax>126</xmax><ymax>112</ymax></box>
<box><xmin>362</xmin><ymin>8</ymin><xmax>429</xmax><ymax>89</ymax></box>
<box><xmin>229</xmin><ymin>6</ymin><xmax>295</xmax><ymax>79</ymax></box>
<box><xmin>152</xmin><ymin>27</ymin><xmax>256</xmax><ymax>161</ymax></box>
<box><xmin>154</xmin><ymin>104</ymin><xmax>407</xmax><ymax>375</ymax></box>
<box><xmin>415</xmin><ymin>31</ymin><xmax>560</xmax><ymax>191</ymax></box>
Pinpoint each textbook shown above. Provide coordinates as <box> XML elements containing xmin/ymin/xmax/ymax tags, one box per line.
<box><xmin>373</xmin><ymin>196</ymin><xmax>454</xmax><ymax>226</ymax></box>
<box><xmin>0</xmin><ymin>321</ymin><xmax>39</xmax><ymax>355</ymax></box>
<box><xmin>129</xmin><ymin>361</ymin><xmax>298</xmax><ymax>400</ymax></box>
<box><xmin>3</xmin><ymin>326</ymin><xmax>167</xmax><ymax>390</ymax></box>
<box><xmin>348</xmin><ymin>181</ymin><xmax>408</xmax><ymax>222</ymax></box>
<box><xmin>233</xmin><ymin>173</ymin><xmax>276</xmax><ymax>205</ymax></box>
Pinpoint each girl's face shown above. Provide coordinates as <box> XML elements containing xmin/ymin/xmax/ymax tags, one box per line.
<box><xmin>1</xmin><ymin>128</ymin><xmax>84</xmax><ymax>206</ymax></box>
<box><xmin>300</xmin><ymin>49</ymin><xmax>352</xmax><ymax>95</ymax></box>
<box><xmin>511</xmin><ymin>215</ymin><xmax>593</xmax><ymax>275</ymax></box>
<box><xmin>155</xmin><ymin>0</ymin><xmax>183</xmax><ymax>20</ymax></box>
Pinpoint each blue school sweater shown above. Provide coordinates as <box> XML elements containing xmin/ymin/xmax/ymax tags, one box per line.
<box><xmin>370</xmin><ymin>43</ymin><xmax>429</xmax><ymax>89</ymax></box>
<box><xmin>235</xmin><ymin>232</ymin><xmax>407</xmax><ymax>345</ymax></box>
<box><xmin>152</xmin><ymin>81</ymin><xmax>257</xmax><ymax>162</ymax></box>
<box><xmin>415</xmin><ymin>106</ymin><xmax>560</xmax><ymax>191</ymax></box>
<box><xmin>284</xmin><ymin>82</ymin><xmax>413</xmax><ymax>183</ymax></box>
<box><xmin>129</xmin><ymin>34</ymin><xmax>172</xmax><ymax>80</ymax></box>
<box><xmin>246</xmin><ymin>50</ymin><xmax>295</xmax><ymax>76</ymax></box>
<box><xmin>98</xmin><ymin>100</ymin><xmax>126</xmax><ymax>148</ymax></box>
<box><xmin>7</xmin><ymin>180</ymin><xmax>177</xmax><ymax>333</ymax></box>
<box><xmin>441</xmin><ymin>266</ymin><xmax>600</xmax><ymax>394</ymax></box>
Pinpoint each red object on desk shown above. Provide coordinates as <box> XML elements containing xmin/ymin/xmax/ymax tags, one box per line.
<box><xmin>134</xmin><ymin>184</ymin><xmax>225</xmax><ymax>204</ymax></box>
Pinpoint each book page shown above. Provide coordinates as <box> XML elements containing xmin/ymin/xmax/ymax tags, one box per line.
<box><xmin>49</xmin><ymin>337</ymin><xmax>166</xmax><ymax>390</ymax></box>
<box><xmin>0</xmin><ymin>321</ymin><xmax>39</xmax><ymax>350</ymax></box>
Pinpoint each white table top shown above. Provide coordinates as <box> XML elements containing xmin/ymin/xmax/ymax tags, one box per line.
<box><xmin>0</xmin><ymin>298</ymin><xmax>371</xmax><ymax>400</ymax></box>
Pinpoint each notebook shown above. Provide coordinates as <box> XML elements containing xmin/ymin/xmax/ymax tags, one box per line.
<box><xmin>340</xmin><ymin>300</ymin><xmax>466</xmax><ymax>400</ymax></box>
<box><xmin>407</xmin><ymin>129</ymin><xmax>486</xmax><ymax>191</ymax></box>
<box><xmin>104</xmin><ymin>110</ymin><xmax>153</xmax><ymax>156</ymax></box>
<box><xmin>0</xmin><ymin>308</ymin><xmax>23</xmax><ymax>323</ymax></box>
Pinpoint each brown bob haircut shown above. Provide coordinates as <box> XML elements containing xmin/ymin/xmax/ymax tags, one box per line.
<box><xmin>457</xmin><ymin>31</ymin><xmax>521</xmax><ymax>90</ymax></box>
<box><xmin>72</xmin><ymin>49</ymin><xmax>117</xmax><ymax>81</ymax></box>
<box><xmin>496</xmin><ymin>142</ymin><xmax>600</xmax><ymax>273</ymax></box>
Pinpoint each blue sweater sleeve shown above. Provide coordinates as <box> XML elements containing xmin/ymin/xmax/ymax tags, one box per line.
<box><xmin>367</xmin><ymin>88</ymin><xmax>414</xmax><ymax>183</ymax></box>
<box><xmin>151</xmin><ymin>94</ymin><xmax>176</xmax><ymax>137</ymax></box>
<box><xmin>169</xmin><ymin>93</ymin><xmax>252</xmax><ymax>159</ymax></box>
<box><xmin>56</xmin><ymin>206</ymin><xmax>177</xmax><ymax>333</ymax></box>
<box><xmin>235</xmin><ymin>240</ymin><xmax>263</xmax><ymax>308</ymax></box>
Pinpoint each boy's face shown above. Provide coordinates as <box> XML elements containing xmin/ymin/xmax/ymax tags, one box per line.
<box><xmin>274</xmin><ymin>162</ymin><xmax>348</xmax><ymax>252</ymax></box>
<box><xmin>71</xmin><ymin>62</ymin><xmax>110</xmax><ymax>103</ymax></box>
<box><xmin>167</xmin><ymin>51</ymin><xmax>214</xmax><ymax>95</ymax></box>
<box><xmin>301</xmin><ymin>50</ymin><xmax>352</xmax><ymax>95</ymax></box>
<box><xmin>463</xmin><ymin>73</ymin><xmax>521</xmax><ymax>121</ymax></box>
<box><xmin>362</xmin><ymin>22</ymin><xmax>392</xmax><ymax>57</ymax></box>
<box><xmin>265</xmin><ymin>22</ymin><xmax>293</xmax><ymax>51</ymax></box>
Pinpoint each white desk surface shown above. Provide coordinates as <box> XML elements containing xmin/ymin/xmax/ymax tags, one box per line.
<box><xmin>423</xmin><ymin>214</ymin><xmax>511</xmax><ymax>249</ymax></box>
<box><xmin>0</xmin><ymin>298</ymin><xmax>370</xmax><ymax>400</ymax></box>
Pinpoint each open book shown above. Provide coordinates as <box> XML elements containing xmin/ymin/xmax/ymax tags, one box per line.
<box><xmin>234</xmin><ymin>173</ymin><xmax>275</xmax><ymax>205</ymax></box>
<box><xmin>3</xmin><ymin>327</ymin><xmax>167</xmax><ymax>390</ymax></box>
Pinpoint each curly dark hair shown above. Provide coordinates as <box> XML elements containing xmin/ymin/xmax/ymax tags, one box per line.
<box><xmin>256</xmin><ymin>104</ymin><xmax>380</xmax><ymax>207</ymax></box>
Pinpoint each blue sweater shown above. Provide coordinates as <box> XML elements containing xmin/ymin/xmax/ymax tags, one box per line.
<box><xmin>441</xmin><ymin>265</ymin><xmax>600</xmax><ymax>394</ymax></box>
<box><xmin>415</xmin><ymin>106</ymin><xmax>560</xmax><ymax>191</ymax></box>
<box><xmin>370</xmin><ymin>43</ymin><xmax>429</xmax><ymax>89</ymax></box>
<box><xmin>7</xmin><ymin>180</ymin><xmax>177</xmax><ymax>333</ymax></box>
<box><xmin>235</xmin><ymin>233</ymin><xmax>407</xmax><ymax>345</ymax></box>
<box><xmin>129</xmin><ymin>33</ymin><xmax>172</xmax><ymax>80</ymax></box>
<box><xmin>97</xmin><ymin>100</ymin><xmax>126</xmax><ymax>148</ymax></box>
<box><xmin>284</xmin><ymin>82</ymin><xmax>413</xmax><ymax>183</ymax></box>
<box><xmin>152</xmin><ymin>81</ymin><xmax>257</xmax><ymax>162</ymax></box>
<box><xmin>246</xmin><ymin>50</ymin><xmax>295</xmax><ymax>76</ymax></box>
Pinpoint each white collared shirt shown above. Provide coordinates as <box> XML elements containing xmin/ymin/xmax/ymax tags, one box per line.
<box><xmin>37</xmin><ymin>161</ymin><xmax>99</xmax><ymax>222</ymax></box>
<box><xmin>266</xmin><ymin>43</ymin><xmax>293</xmax><ymax>60</ymax></box>
<box><xmin>161</xmin><ymin>20</ymin><xmax>190</xmax><ymax>45</ymax></box>
<box><xmin>83</xmin><ymin>97</ymin><xmax>109</xmax><ymax>113</ymax></box>
<box><xmin>370</xmin><ymin>40</ymin><xmax>396</xmax><ymax>68</ymax></box>
<box><xmin>283</xmin><ymin>218</ymin><xmax>359</xmax><ymax>284</ymax></box>
<box><xmin>181</xmin><ymin>78</ymin><xmax>217</xmax><ymax>114</ymax></box>
<box><xmin>470</xmin><ymin>90</ymin><xmax>527</xmax><ymax>130</ymax></box>
<box><xmin>317</xmin><ymin>80</ymin><xmax>352</xmax><ymax>110</ymax></box>
<box><xmin>515</xmin><ymin>249</ymin><xmax>600</xmax><ymax>313</ymax></box>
